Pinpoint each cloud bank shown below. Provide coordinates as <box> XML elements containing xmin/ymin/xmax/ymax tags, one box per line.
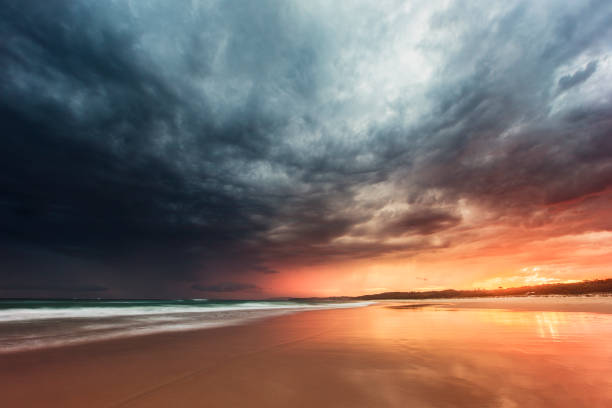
<box><xmin>1</xmin><ymin>0</ymin><xmax>612</xmax><ymax>296</ymax></box>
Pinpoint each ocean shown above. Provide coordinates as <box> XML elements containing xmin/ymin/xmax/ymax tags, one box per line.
<box><xmin>0</xmin><ymin>299</ymin><xmax>372</xmax><ymax>353</ymax></box>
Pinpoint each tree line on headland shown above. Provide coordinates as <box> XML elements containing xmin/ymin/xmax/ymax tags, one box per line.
<box><xmin>354</xmin><ymin>279</ymin><xmax>612</xmax><ymax>300</ymax></box>
<box><xmin>291</xmin><ymin>279</ymin><xmax>612</xmax><ymax>301</ymax></box>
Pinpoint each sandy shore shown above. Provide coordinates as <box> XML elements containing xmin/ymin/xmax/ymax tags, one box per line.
<box><xmin>2</xmin><ymin>300</ymin><xmax>612</xmax><ymax>407</ymax></box>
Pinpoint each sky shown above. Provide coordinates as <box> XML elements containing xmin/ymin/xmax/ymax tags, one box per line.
<box><xmin>1</xmin><ymin>0</ymin><xmax>612</xmax><ymax>299</ymax></box>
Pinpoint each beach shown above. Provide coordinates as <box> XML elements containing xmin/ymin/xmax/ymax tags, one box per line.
<box><xmin>2</xmin><ymin>298</ymin><xmax>612</xmax><ymax>407</ymax></box>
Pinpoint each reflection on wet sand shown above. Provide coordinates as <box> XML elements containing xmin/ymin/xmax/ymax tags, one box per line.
<box><xmin>536</xmin><ymin>312</ymin><xmax>562</xmax><ymax>341</ymax></box>
<box><xmin>274</xmin><ymin>301</ymin><xmax>612</xmax><ymax>407</ymax></box>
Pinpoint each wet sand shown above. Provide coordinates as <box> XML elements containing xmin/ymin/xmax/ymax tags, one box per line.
<box><xmin>2</xmin><ymin>299</ymin><xmax>612</xmax><ymax>407</ymax></box>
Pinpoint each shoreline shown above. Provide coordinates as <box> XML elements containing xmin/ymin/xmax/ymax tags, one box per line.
<box><xmin>2</xmin><ymin>296</ymin><xmax>612</xmax><ymax>356</ymax></box>
<box><xmin>0</xmin><ymin>301</ymin><xmax>372</xmax><ymax>354</ymax></box>
<box><xmin>3</xmin><ymin>295</ymin><xmax>612</xmax><ymax>355</ymax></box>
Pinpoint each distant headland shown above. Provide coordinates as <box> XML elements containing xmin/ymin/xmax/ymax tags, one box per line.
<box><xmin>291</xmin><ymin>278</ymin><xmax>612</xmax><ymax>301</ymax></box>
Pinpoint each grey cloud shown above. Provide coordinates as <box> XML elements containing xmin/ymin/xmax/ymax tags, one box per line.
<box><xmin>558</xmin><ymin>60</ymin><xmax>598</xmax><ymax>91</ymax></box>
<box><xmin>251</xmin><ymin>265</ymin><xmax>280</xmax><ymax>275</ymax></box>
<box><xmin>402</xmin><ymin>1</ymin><xmax>612</xmax><ymax>211</ymax></box>
<box><xmin>0</xmin><ymin>283</ymin><xmax>107</xmax><ymax>292</ymax></box>
<box><xmin>192</xmin><ymin>282</ymin><xmax>260</xmax><ymax>293</ymax></box>
<box><xmin>382</xmin><ymin>210</ymin><xmax>462</xmax><ymax>236</ymax></box>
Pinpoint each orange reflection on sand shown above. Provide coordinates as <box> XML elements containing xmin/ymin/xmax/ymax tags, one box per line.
<box><xmin>298</xmin><ymin>302</ymin><xmax>612</xmax><ymax>407</ymax></box>
<box><xmin>464</xmin><ymin>308</ymin><xmax>568</xmax><ymax>341</ymax></box>
<box><xmin>461</xmin><ymin>306</ymin><xmax>598</xmax><ymax>343</ymax></box>
<box><xmin>535</xmin><ymin>312</ymin><xmax>563</xmax><ymax>341</ymax></box>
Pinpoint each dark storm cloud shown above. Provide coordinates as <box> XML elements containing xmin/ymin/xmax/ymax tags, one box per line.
<box><xmin>192</xmin><ymin>282</ymin><xmax>259</xmax><ymax>293</ymax></box>
<box><xmin>251</xmin><ymin>265</ymin><xmax>280</xmax><ymax>275</ymax></box>
<box><xmin>1</xmin><ymin>0</ymin><xmax>612</xmax><ymax>297</ymax></box>
<box><xmin>558</xmin><ymin>60</ymin><xmax>598</xmax><ymax>91</ymax></box>
<box><xmin>400</xmin><ymin>1</ymin><xmax>612</xmax><ymax>212</ymax></box>
<box><xmin>0</xmin><ymin>284</ymin><xmax>107</xmax><ymax>293</ymax></box>
<box><xmin>382</xmin><ymin>210</ymin><xmax>461</xmax><ymax>237</ymax></box>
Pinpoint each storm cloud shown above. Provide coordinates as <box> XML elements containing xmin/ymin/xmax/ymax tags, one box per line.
<box><xmin>192</xmin><ymin>282</ymin><xmax>260</xmax><ymax>293</ymax></box>
<box><xmin>0</xmin><ymin>283</ymin><xmax>107</xmax><ymax>293</ymax></box>
<box><xmin>1</xmin><ymin>0</ymin><xmax>612</xmax><ymax>297</ymax></box>
<box><xmin>558</xmin><ymin>60</ymin><xmax>598</xmax><ymax>91</ymax></box>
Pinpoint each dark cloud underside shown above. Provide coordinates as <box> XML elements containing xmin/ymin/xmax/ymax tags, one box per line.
<box><xmin>192</xmin><ymin>282</ymin><xmax>259</xmax><ymax>293</ymax></box>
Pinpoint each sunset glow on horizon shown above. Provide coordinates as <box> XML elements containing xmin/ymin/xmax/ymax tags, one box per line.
<box><xmin>243</xmin><ymin>191</ymin><xmax>612</xmax><ymax>298</ymax></box>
